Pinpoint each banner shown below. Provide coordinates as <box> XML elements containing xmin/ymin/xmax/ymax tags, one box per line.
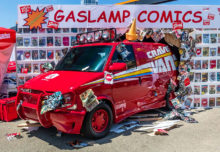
<box><xmin>18</xmin><ymin>5</ymin><xmax>220</xmax><ymax>29</ymax></box>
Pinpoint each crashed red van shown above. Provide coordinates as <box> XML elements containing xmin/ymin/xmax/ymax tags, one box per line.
<box><xmin>16</xmin><ymin>29</ymin><xmax>177</xmax><ymax>139</ymax></box>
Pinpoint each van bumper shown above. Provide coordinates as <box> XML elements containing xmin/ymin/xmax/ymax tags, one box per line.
<box><xmin>49</xmin><ymin>110</ymin><xmax>86</xmax><ymax>134</ymax></box>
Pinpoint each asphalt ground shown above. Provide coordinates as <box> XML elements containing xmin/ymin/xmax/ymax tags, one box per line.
<box><xmin>0</xmin><ymin>108</ymin><xmax>220</xmax><ymax>152</ymax></box>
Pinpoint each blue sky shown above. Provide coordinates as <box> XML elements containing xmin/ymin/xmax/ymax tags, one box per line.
<box><xmin>0</xmin><ymin>0</ymin><xmax>220</xmax><ymax>28</ymax></box>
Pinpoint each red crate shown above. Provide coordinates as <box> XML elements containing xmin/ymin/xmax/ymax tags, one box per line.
<box><xmin>0</xmin><ymin>97</ymin><xmax>18</xmax><ymax>122</ymax></box>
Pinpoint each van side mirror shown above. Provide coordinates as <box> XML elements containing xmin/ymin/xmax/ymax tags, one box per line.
<box><xmin>109</xmin><ymin>63</ymin><xmax>127</xmax><ymax>71</ymax></box>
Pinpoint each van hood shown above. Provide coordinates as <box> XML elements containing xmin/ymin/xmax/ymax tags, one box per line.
<box><xmin>24</xmin><ymin>71</ymin><xmax>104</xmax><ymax>93</ymax></box>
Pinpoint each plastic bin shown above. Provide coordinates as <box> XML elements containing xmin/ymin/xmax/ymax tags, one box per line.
<box><xmin>0</xmin><ymin>97</ymin><xmax>18</xmax><ymax>122</ymax></box>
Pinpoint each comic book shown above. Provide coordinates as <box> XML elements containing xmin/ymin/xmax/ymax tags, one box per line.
<box><xmin>210</xmin><ymin>60</ymin><xmax>216</xmax><ymax>69</ymax></box>
<box><xmin>24</xmin><ymin>50</ymin><xmax>31</xmax><ymax>60</ymax></box>
<box><xmin>18</xmin><ymin>77</ymin><xmax>25</xmax><ymax>85</ymax></box>
<box><xmin>217</xmin><ymin>72</ymin><xmax>220</xmax><ymax>81</ymax></box>
<box><xmin>194</xmin><ymin>85</ymin><xmax>200</xmax><ymax>95</ymax></box>
<box><xmin>31</xmin><ymin>28</ymin><xmax>37</xmax><ymax>34</ymax></box>
<box><xmin>209</xmin><ymin>85</ymin><xmax>216</xmax><ymax>94</ymax></box>
<box><xmin>201</xmin><ymin>98</ymin><xmax>208</xmax><ymax>107</ymax></box>
<box><xmin>39</xmin><ymin>28</ymin><xmax>45</xmax><ymax>33</ymax></box>
<box><xmin>195</xmin><ymin>47</ymin><xmax>202</xmax><ymax>57</ymax></box>
<box><xmin>33</xmin><ymin>64</ymin><xmax>39</xmax><ymax>73</ymax></box>
<box><xmin>194</xmin><ymin>98</ymin><xmax>200</xmax><ymax>107</ymax></box>
<box><xmin>55</xmin><ymin>37</ymin><xmax>61</xmax><ymax>46</ymax></box>
<box><xmin>203</xmin><ymin>34</ymin><xmax>209</xmax><ymax>43</ymax></box>
<box><xmin>195</xmin><ymin>34</ymin><xmax>202</xmax><ymax>43</ymax></box>
<box><xmin>217</xmin><ymin>60</ymin><xmax>220</xmax><ymax>69</ymax></box>
<box><xmin>218</xmin><ymin>47</ymin><xmax>220</xmax><ymax>56</ymax></box>
<box><xmin>209</xmin><ymin>98</ymin><xmax>215</xmax><ymax>107</ymax></box>
<box><xmin>189</xmin><ymin>72</ymin><xmax>194</xmax><ymax>82</ymax></box>
<box><xmin>209</xmin><ymin>72</ymin><xmax>216</xmax><ymax>82</ymax></box>
<box><xmin>210</xmin><ymin>33</ymin><xmax>217</xmax><ymax>43</ymax></box>
<box><xmin>47</xmin><ymin>50</ymin><xmax>54</xmax><ymax>59</ymax></box>
<box><xmin>39</xmin><ymin>37</ymin><xmax>46</xmax><ymax>47</ymax></box>
<box><xmin>210</xmin><ymin>48</ymin><xmax>217</xmax><ymax>56</ymax></box>
<box><xmin>195</xmin><ymin>73</ymin><xmax>201</xmax><ymax>82</ymax></box>
<box><xmin>39</xmin><ymin>50</ymin><xmax>46</xmax><ymax>60</ymax></box>
<box><xmin>47</xmin><ymin>28</ymin><xmax>53</xmax><ymax>33</ymax></box>
<box><xmin>202</xmin><ymin>47</ymin><xmax>209</xmax><ymax>56</ymax></box>
<box><xmin>55</xmin><ymin>28</ymin><xmax>61</xmax><ymax>33</ymax></box>
<box><xmin>31</xmin><ymin>37</ymin><xmax>38</xmax><ymax>46</ymax></box>
<box><xmin>218</xmin><ymin>34</ymin><xmax>220</xmax><ymax>43</ymax></box>
<box><xmin>63</xmin><ymin>37</ymin><xmax>70</xmax><ymax>46</ymax></box>
<box><xmin>202</xmin><ymin>60</ymin><xmax>208</xmax><ymax>69</ymax></box>
<box><xmin>16</xmin><ymin>37</ymin><xmax>23</xmax><ymax>46</ymax></box>
<box><xmin>55</xmin><ymin>50</ymin><xmax>62</xmax><ymax>61</ymax></box>
<box><xmin>202</xmin><ymin>73</ymin><xmax>208</xmax><ymax>82</ymax></box>
<box><xmin>216</xmin><ymin>85</ymin><xmax>220</xmax><ymax>94</ymax></box>
<box><xmin>216</xmin><ymin>97</ymin><xmax>220</xmax><ymax>106</ymax></box>
<box><xmin>201</xmin><ymin>85</ymin><xmax>208</xmax><ymax>95</ymax></box>
<box><xmin>63</xmin><ymin>28</ymin><xmax>69</xmax><ymax>33</ymax></box>
<box><xmin>32</xmin><ymin>50</ymin><xmax>39</xmax><ymax>60</ymax></box>
<box><xmin>23</xmin><ymin>37</ymin><xmax>31</xmax><ymax>47</ymax></box>
<box><xmin>17</xmin><ymin>28</ymin><xmax>22</xmax><ymax>34</ymax></box>
<box><xmin>25</xmin><ymin>64</ymin><xmax>32</xmax><ymax>73</ymax></box>
<box><xmin>47</xmin><ymin>37</ymin><xmax>53</xmax><ymax>46</ymax></box>
<box><xmin>194</xmin><ymin>60</ymin><xmax>201</xmax><ymax>69</ymax></box>
<box><xmin>23</xmin><ymin>28</ymin><xmax>30</xmax><ymax>33</ymax></box>
<box><xmin>17</xmin><ymin>50</ymin><xmax>24</xmax><ymax>60</ymax></box>
<box><xmin>71</xmin><ymin>28</ymin><xmax>77</xmax><ymax>33</ymax></box>
<box><xmin>17</xmin><ymin>64</ymin><xmax>24</xmax><ymax>73</ymax></box>
<box><xmin>71</xmin><ymin>36</ymin><xmax>76</xmax><ymax>46</ymax></box>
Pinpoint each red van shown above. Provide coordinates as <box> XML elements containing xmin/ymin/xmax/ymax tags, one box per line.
<box><xmin>16</xmin><ymin>29</ymin><xmax>177</xmax><ymax>139</ymax></box>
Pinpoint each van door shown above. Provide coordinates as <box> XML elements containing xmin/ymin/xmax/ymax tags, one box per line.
<box><xmin>110</xmin><ymin>44</ymin><xmax>147</xmax><ymax>115</ymax></box>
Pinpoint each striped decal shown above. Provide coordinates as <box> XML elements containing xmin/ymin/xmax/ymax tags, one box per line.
<box><xmin>154</xmin><ymin>52</ymin><xmax>171</xmax><ymax>60</ymax></box>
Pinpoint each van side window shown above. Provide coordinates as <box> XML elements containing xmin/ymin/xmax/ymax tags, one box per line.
<box><xmin>111</xmin><ymin>44</ymin><xmax>136</xmax><ymax>69</ymax></box>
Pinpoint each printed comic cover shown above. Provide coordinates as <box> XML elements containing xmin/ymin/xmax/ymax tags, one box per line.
<box><xmin>209</xmin><ymin>85</ymin><xmax>216</xmax><ymax>94</ymax></box>
<box><xmin>25</xmin><ymin>64</ymin><xmax>32</xmax><ymax>73</ymax></box>
<box><xmin>55</xmin><ymin>50</ymin><xmax>62</xmax><ymax>61</ymax></box>
<box><xmin>201</xmin><ymin>98</ymin><xmax>208</xmax><ymax>107</ymax></box>
<box><xmin>23</xmin><ymin>37</ymin><xmax>31</xmax><ymax>47</ymax></box>
<box><xmin>55</xmin><ymin>28</ymin><xmax>61</xmax><ymax>33</ymax></box>
<box><xmin>218</xmin><ymin>47</ymin><xmax>220</xmax><ymax>56</ymax></box>
<box><xmin>216</xmin><ymin>97</ymin><xmax>220</xmax><ymax>106</ymax></box>
<box><xmin>16</xmin><ymin>37</ymin><xmax>23</xmax><ymax>46</ymax></box>
<box><xmin>217</xmin><ymin>60</ymin><xmax>220</xmax><ymax>69</ymax></box>
<box><xmin>209</xmin><ymin>72</ymin><xmax>216</xmax><ymax>81</ymax></box>
<box><xmin>210</xmin><ymin>33</ymin><xmax>217</xmax><ymax>43</ymax></box>
<box><xmin>217</xmin><ymin>72</ymin><xmax>220</xmax><ymax>81</ymax></box>
<box><xmin>47</xmin><ymin>50</ymin><xmax>54</xmax><ymax>59</ymax></box>
<box><xmin>32</xmin><ymin>50</ymin><xmax>39</xmax><ymax>60</ymax></box>
<box><xmin>216</xmin><ymin>85</ymin><xmax>220</xmax><ymax>94</ymax></box>
<box><xmin>39</xmin><ymin>28</ymin><xmax>45</xmax><ymax>33</ymax></box>
<box><xmin>63</xmin><ymin>37</ymin><xmax>69</xmax><ymax>46</ymax></box>
<box><xmin>17</xmin><ymin>64</ymin><xmax>24</xmax><ymax>73</ymax></box>
<box><xmin>71</xmin><ymin>36</ymin><xmax>76</xmax><ymax>46</ymax></box>
<box><xmin>201</xmin><ymin>85</ymin><xmax>208</xmax><ymax>95</ymax></box>
<box><xmin>202</xmin><ymin>73</ymin><xmax>208</xmax><ymax>82</ymax></box>
<box><xmin>203</xmin><ymin>47</ymin><xmax>209</xmax><ymax>56</ymax></box>
<box><xmin>47</xmin><ymin>37</ymin><xmax>53</xmax><ymax>46</ymax></box>
<box><xmin>194</xmin><ymin>85</ymin><xmax>200</xmax><ymax>95</ymax></box>
<box><xmin>195</xmin><ymin>34</ymin><xmax>202</xmax><ymax>44</ymax></box>
<box><xmin>189</xmin><ymin>72</ymin><xmax>194</xmax><ymax>82</ymax></box>
<box><xmin>194</xmin><ymin>60</ymin><xmax>201</xmax><ymax>69</ymax></box>
<box><xmin>218</xmin><ymin>34</ymin><xmax>220</xmax><ymax>43</ymax></box>
<box><xmin>63</xmin><ymin>28</ymin><xmax>69</xmax><ymax>33</ymax></box>
<box><xmin>24</xmin><ymin>50</ymin><xmax>31</xmax><ymax>60</ymax></box>
<box><xmin>23</xmin><ymin>28</ymin><xmax>30</xmax><ymax>33</ymax></box>
<box><xmin>55</xmin><ymin>36</ymin><xmax>61</xmax><ymax>46</ymax></box>
<box><xmin>17</xmin><ymin>50</ymin><xmax>24</xmax><ymax>60</ymax></box>
<box><xmin>195</xmin><ymin>73</ymin><xmax>201</xmax><ymax>82</ymax></box>
<box><xmin>39</xmin><ymin>50</ymin><xmax>46</xmax><ymax>59</ymax></box>
<box><xmin>18</xmin><ymin>77</ymin><xmax>25</xmax><ymax>85</ymax></box>
<box><xmin>202</xmin><ymin>60</ymin><xmax>208</xmax><ymax>69</ymax></box>
<box><xmin>209</xmin><ymin>98</ymin><xmax>215</xmax><ymax>107</ymax></box>
<box><xmin>33</xmin><ymin>64</ymin><xmax>39</xmax><ymax>73</ymax></box>
<box><xmin>210</xmin><ymin>60</ymin><xmax>216</xmax><ymax>69</ymax></box>
<box><xmin>194</xmin><ymin>98</ymin><xmax>200</xmax><ymax>107</ymax></box>
<box><xmin>203</xmin><ymin>34</ymin><xmax>209</xmax><ymax>43</ymax></box>
<box><xmin>47</xmin><ymin>28</ymin><xmax>53</xmax><ymax>33</ymax></box>
<box><xmin>39</xmin><ymin>37</ymin><xmax>46</xmax><ymax>47</ymax></box>
<box><xmin>71</xmin><ymin>28</ymin><xmax>77</xmax><ymax>33</ymax></box>
<box><xmin>31</xmin><ymin>37</ymin><xmax>38</xmax><ymax>46</ymax></box>
<box><xmin>210</xmin><ymin>48</ymin><xmax>217</xmax><ymax>56</ymax></box>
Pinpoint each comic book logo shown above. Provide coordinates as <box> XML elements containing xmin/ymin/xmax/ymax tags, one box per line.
<box><xmin>47</xmin><ymin>20</ymin><xmax>59</xmax><ymax>29</ymax></box>
<box><xmin>24</xmin><ymin>7</ymin><xmax>48</xmax><ymax>30</ymax></box>
<box><xmin>172</xmin><ymin>22</ymin><xmax>183</xmax><ymax>30</ymax></box>
<box><xmin>203</xmin><ymin>20</ymin><xmax>210</xmax><ymax>25</ymax></box>
<box><xmin>20</xmin><ymin>5</ymin><xmax>31</xmax><ymax>14</ymax></box>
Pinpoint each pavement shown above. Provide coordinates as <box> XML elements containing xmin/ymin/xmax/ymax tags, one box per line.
<box><xmin>0</xmin><ymin>108</ymin><xmax>220</xmax><ymax>152</ymax></box>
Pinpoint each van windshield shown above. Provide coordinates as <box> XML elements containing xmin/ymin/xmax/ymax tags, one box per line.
<box><xmin>55</xmin><ymin>45</ymin><xmax>112</xmax><ymax>72</ymax></box>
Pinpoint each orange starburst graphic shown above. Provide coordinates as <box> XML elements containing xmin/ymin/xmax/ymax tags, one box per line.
<box><xmin>24</xmin><ymin>7</ymin><xmax>48</xmax><ymax>30</ymax></box>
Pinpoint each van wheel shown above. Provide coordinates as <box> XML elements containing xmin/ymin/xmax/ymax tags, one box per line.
<box><xmin>82</xmin><ymin>102</ymin><xmax>113</xmax><ymax>139</ymax></box>
<box><xmin>165</xmin><ymin>92</ymin><xmax>175</xmax><ymax>110</ymax></box>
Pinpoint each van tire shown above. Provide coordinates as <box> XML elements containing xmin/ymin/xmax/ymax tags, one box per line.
<box><xmin>82</xmin><ymin>102</ymin><xmax>113</xmax><ymax>139</ymax></box>
<box><xmin>165</xmin><ymin>92</ymin><xmax>174</xmax><ymax>110</ymax></box>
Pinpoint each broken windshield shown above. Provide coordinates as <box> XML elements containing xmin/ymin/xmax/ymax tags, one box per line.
<box><xmin>55</xmin><ymin>45</ymin><xmax>112</xmax><ymax>72</ymax></box>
